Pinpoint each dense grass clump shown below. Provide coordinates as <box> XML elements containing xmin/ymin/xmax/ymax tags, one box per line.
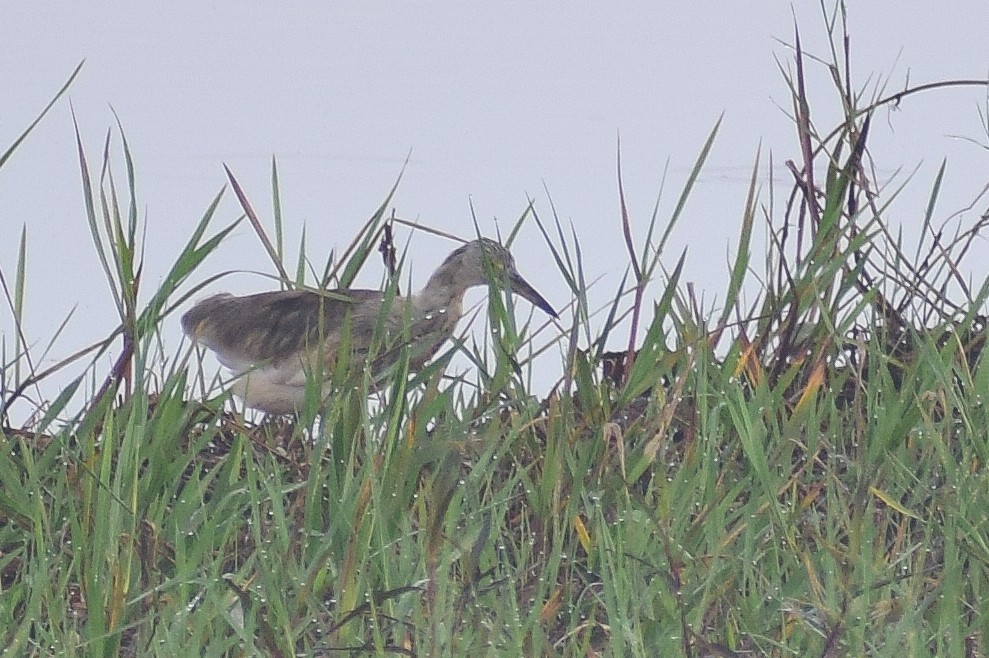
<box><xmin>4</xmin><ymin>10</ymin><xmax>989</xmax><ymax>658</ymax></box>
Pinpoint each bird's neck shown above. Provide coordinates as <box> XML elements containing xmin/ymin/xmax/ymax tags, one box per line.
<box><xmin>415</xmin><ymin>269</ymin><xmax>471</xmax><ymax>317</ymax></box>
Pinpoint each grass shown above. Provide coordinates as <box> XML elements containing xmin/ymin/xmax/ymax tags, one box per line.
<box><xmin>4</xmin><ymin>6</ymin><xmax>989</xmax><ymax>657</ymax></box>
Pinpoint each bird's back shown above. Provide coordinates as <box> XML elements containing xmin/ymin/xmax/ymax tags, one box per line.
<box><xmin>181</xmin><ymin>289</ymin><xmax>388</xmax><ymax>373</ymax></box>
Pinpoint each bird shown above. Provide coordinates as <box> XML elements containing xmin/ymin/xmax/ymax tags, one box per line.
<box><xmin>181</xmin><ymin>238</ymin><xmax>557</xmax><ymax>413</ymax></box>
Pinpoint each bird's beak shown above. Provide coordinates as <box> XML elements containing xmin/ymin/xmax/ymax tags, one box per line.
<box><xmin>507</xmin><ymin>271</ymin><xmax>558</xmax><ymax>318</ymax></box>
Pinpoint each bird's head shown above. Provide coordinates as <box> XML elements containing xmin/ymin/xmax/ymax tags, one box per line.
<box><xmin>437</xmin><ymin>238</ymin><xmax>558</xmax><ymax>318</ymax></box>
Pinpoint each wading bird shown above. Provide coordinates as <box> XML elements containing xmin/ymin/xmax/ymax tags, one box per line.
<box><xmin>182</xmin><ymin>238</ymin><xmax>557</xmax><ymax>413</ymax></box>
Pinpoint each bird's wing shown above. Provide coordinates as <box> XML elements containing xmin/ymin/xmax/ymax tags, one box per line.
<box><xmin>182</xmin><ymin>289</ymin><xmax>387</xmax><ymax>373</ymax></box>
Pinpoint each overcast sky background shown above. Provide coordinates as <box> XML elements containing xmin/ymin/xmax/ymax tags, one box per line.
<box><xmin>2</xmin><ymin>4</ymin><xmax>988</xmax><ymax>418</ymax></box>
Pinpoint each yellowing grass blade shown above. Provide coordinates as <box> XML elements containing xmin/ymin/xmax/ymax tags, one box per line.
<box><xmin>870</xmin><ymin>486</ymin><xmax>919</xmax><ymax>519</ymax></box>
<box><xmin>573</xmin><ymin>514</ymin><xmax>592</xmax><ymax>555</ymax></box>
<box><xmin>794</xmin><ymin>360</ymin><xmax>826</xmax><ymax>413</ymax></box>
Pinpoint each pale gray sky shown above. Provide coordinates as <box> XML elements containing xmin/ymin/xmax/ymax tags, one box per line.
<box><xmin>2</xmin><ymin>3</ymin><xmax>988</xmax><ymax>416</ymax></box>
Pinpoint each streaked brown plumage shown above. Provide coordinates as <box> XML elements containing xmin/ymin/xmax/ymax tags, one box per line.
<box><xmin>182</xmin><ymin>238</ymin><xmax>557</xmax><ymax>413</ymax></box>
